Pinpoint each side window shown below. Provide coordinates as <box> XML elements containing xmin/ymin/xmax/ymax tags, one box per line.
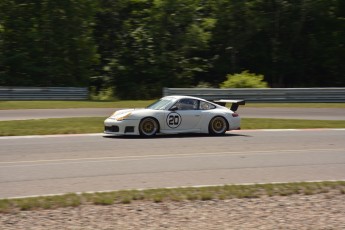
<box><xmin>175</xmin><ymin>99</ymin><xmax>198</xmax><ymax>110</ymax></box>
<box><xmin>199</xmin><ymin>101</ymin><xmax>216</xmax><ymax>110</ymax></box>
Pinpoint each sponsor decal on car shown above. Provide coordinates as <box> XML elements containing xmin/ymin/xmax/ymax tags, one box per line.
<box><xmin>166</xmin><ymin>112</ymin><xmax>182</xmax><ymax>128</ymax></box>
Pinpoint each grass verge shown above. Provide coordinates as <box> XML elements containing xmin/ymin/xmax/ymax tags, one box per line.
<box><xmin>242</xmin><ymin>118</ymin><xmax>345</xmax><ymax>129</ymax></box>
<box><xmin>0</xmin><ymin>100</ymin><xmax>156</xmax><ymax>110</ymax></box>
<box><xmin>0</xmin><ymin>100</ymin><xmax>344</xmax><ymax>110</ymax></box>
<box><xmin>0</xmin><ymin>117</ymin><xmax>105</xmax><ymax>136</ymax></box>
<box><xmin>243</xmin><ymin>102</ymin><xmax>345</xmax><ymax>108</ymax></box>
<box><xmin>1</xmin><ymin>117</ymin><xmax>345</xmax><ymax>136</ymax></box>
<box><xmin>1</xmin><ymin>181</ymin><xmax>344</xmax><ymax>213</ymax></box>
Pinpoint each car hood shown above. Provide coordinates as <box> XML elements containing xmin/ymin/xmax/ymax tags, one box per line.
<box><xmin>110</xmin><ymin>108</ymin><xmax>156</xmax><ymax>119</ymax></box>
<box><xmin>111</xmin><ymin>108</ymin><xmax>137</xmax><ymax>117</ymax></box>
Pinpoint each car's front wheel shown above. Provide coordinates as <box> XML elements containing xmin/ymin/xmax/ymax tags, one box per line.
<box><xmin>209</xmin><ymin>116</ymin><xmax>227</xmax><ymax>135</ymax></box>
<box><xmin>139</xmin><ymin>117</ymin><xmax>159</xmax><ymax>137</ymax></box>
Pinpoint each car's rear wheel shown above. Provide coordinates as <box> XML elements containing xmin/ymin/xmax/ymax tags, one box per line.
<box><xmin>139</xmin><ymin>117</ymin><xmax>159</xmax><ymax>137</ymax></box>
<box><xmin>209</xmin><ymin>116</ymin><xmax>227</xmax><ymax>135</ymax></box>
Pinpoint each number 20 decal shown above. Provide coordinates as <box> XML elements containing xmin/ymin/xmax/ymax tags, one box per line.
<box><xmin>166</xmin><ymin>112</ymin><xmax>182</xmax><ymax>128</ymax></box>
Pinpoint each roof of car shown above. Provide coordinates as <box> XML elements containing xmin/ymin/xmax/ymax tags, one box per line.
<box><xmin>163</xmin><ymin>95</ymin><xmax>207</xmax><ymax>101</ymax></box>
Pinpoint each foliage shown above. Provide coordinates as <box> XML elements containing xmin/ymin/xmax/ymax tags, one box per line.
<box><xmin>94</xmin><ymin>0</ymin><xmax>214</xmax><ymax>99</ymax></box>
<box><xmin>194</xmin><ymin>81</ymin><xmax>215</xmax><ymax>88</ymax></box>
<box><xmin>220</xmin><ymin>71</ymin><xmax>269</xmax><ymax>88</ymax></box>
<box><xmin>0</xmin><ymin>0</ymin><xmax>344</xmax><ymax>98</ymax></box>
<box><xmin>89</xmin><ymin>87</ymin><xmax>116</xmax><ymax>101</ymax></box>
<box><xmin>0</xmin><ymin>0</ymin><xmax>99</xmax><ymax>87</ymax></box>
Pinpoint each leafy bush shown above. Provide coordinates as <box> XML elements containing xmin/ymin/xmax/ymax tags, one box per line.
<box><xmin>89</xmin><ymin>87</ymin><xmax>116</xmax><ymax>101</ymax></box>
<box><xmin>220</xmin><ymin>71</ymin><xmax>269</xmax><ymax>88</ymax></box>
<box><xmin>194</xmin><ymin>81</ymin><xmax>214</xmax><ymax>88</ymax></box>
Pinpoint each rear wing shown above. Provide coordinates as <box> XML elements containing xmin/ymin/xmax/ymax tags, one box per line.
<box><xmin>213</xmin><ymin>99</ymin><xmax>245</xmax><ymax>112</ymax></box>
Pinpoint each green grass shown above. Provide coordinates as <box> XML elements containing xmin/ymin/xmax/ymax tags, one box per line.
<box><xmin>242</xmin><ymin>118</ymin><xmax>345</xmax><ymax>129</ymax></box>
<box><xmin>244</xmin><ymin>103</ymin><xmax>345</xmax><ymax>108</ymax></box>
<box><xmin>0</xmin><ymin>117</ymin><xmax>344</xmax><ymax>136</ymax></box>
<box><xmin>0</xmin><ymin>181</ymin><xmax>344</xmax><ymax>213</ymax></box>
<box><xmin>0</xmin><ymin>100</ymin><xmax>344</xmax><ymax>110</ymax></box>
<box><xmin>0</xmin><ymin>100</ymin><xmax>156</xmax><ymax>110</ymax></box>
<box><xmin>0</xmin><ymin>117</ymin><xmax>105</xmax><ymax>136</ymax></box>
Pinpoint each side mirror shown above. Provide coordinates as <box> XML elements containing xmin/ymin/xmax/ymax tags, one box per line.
<box><xmin>169</xmin><ymin>105</ymin><xmax>178</xmax><ymax>111</ymax></box>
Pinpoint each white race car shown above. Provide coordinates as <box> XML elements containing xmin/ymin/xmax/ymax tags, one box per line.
<box><xmin>104</xmin><ymin>95</ymin><xmax>245</xmax><ymax>137</ymax></box>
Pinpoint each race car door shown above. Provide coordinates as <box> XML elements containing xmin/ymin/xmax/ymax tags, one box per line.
<box><xmin>165</xmin><ymin>98</ymin><xmax>202</xmax><ymax>131</ymax></box>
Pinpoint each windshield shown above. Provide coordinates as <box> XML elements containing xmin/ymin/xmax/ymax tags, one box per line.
<box><xmin>146</xmin><ymin>98</ymin><xmax>176</xmax><ymax>110</ymax></box>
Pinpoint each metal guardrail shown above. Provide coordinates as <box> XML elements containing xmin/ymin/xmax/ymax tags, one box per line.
<box><xmin>0</xmin><ymin>87</ymin><xmax>88</xmax><ymax>100</ymax></box>
<box><xmin>163</xmin><ymin>88</ymin><xmax>345</xmax><ymax>102</ymax></box>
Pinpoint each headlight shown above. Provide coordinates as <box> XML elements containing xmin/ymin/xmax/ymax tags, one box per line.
<box><xmin>116</xmin><ymin>112</ymin><xmax>132</xmax><ymax>121</ymax></box>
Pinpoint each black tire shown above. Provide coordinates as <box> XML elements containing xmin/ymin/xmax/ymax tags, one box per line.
<box><xmin>139</xmin><ymin>117</ymin><xmax>159</xmax><ymax>137</ymax></box>
<box><xmin>209</xmin><ymin>116</ymin><xmax>227</xmax><ymax>135</ymax></box>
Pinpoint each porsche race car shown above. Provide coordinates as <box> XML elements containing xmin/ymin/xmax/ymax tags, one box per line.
<box><xmin>104</xmin><ymin>95</ymin><xmax>245</xmax><ymax>137</ymax></box>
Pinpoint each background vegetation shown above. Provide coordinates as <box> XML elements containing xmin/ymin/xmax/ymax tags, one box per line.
<box><xmin>1</xmin><ymin>0</ymin><xmax>344</xmax><ymax>99</ymax></box>
<box><xmin>220</xmin><ymin>71</ymin><xmax>269</xmax><ymax>88</ymax></box>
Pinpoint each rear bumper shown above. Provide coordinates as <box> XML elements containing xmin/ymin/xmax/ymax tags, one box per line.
<box><xmin>228</xmin><ymin>116</ymin><xmax>241</xmax><ymax>130</ymax></box>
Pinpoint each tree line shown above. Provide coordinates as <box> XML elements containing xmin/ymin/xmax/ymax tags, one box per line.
<box><xmin>1</xmin><ymin>0</ymin><xmax>344</xmax><ymax>99</ymax></box>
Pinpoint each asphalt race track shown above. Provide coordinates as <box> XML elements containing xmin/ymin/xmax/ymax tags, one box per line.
<box><xmin>1</xmin><ymin>129</ymin><xmax>344</xmax><ymax>198</ymax></box>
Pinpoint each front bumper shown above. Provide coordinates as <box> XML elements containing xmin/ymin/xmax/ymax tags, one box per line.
<box><xmin>104</xmin><ymin>118</ymin><xmax>140</xmax><ymax>135</ymax></box>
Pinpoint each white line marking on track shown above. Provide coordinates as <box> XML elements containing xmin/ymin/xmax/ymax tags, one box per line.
<box><xmin>1</xmin><ymin>148</ymin><xmax>344</xmax><ymax>168</ymax></box>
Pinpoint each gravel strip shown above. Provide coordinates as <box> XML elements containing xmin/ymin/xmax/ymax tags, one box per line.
<box><xmin>1</xmin><ymin>193</ymin><xmax>345</xmax><ymax>230</ymax></box>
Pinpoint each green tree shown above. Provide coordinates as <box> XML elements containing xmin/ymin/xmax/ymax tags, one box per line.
<box><xmin>95</xmin><ymin>0</ymin><xmax>214</xmax><ymax>99</ymax></box>
<box><xmin>220</xmin><ymin>71</ymin><xmax>269</xmax><ymax>88</ymax></box>
<box><xmin>0</xmin><ymin>0</ymin><xmax>98</xmax><ymax>87</ymax></box>
<box><xmin>204</xmin><ymin>0</ymin><xmax>255</xmax><ymax>85</ymax></box>
<box><xmin>1</xmin><ymin>0</ymin><xmax>344</xmax><ymax>98</ymax></box>
<box><xmin>94</xmin><ymin>0</ymin><xmax>156</xmax><ymax>99</ymax></box>
<box><xmin>0</xmin><ymin>2</ymin><xmax>5</xmax><ymax>85</ymax></box>
<box><xmin>207</xmin><ymin>0</ymin><xmax>345</xmax><ymax>87</ymax></box>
